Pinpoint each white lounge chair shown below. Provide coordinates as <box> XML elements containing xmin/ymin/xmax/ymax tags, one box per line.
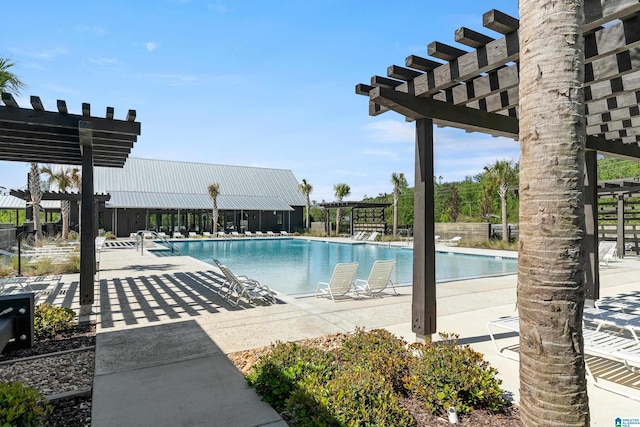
<box><xmin>157</xmin><ymin>232</ymin><xmax>168</xmax><ymax>239</ymax></box>
<box><xmin>366</xmin><ymin>231</ymin><xmax>379</xmax><ymax>241</ymax></box>
<box><xmin>217</xmin><ymin>231</ymin><xmax>227</xmax><ymax>238</ymax></box>
<box><xmin>266</xmin><ymin>231</ymin><xmax>276</xmax><ymax>237</ymax></box>
<box><xmin>353</xmin><ymin>260</ymin><xmax>397</xmax><ymax>297</ymax></box>
<box><xmin>173</xmin><ymin>231</ymin><xmax>184</xmax><ymax>238</ymax></box>
<box><xmin>351</xmin><ymin>231</ymin><xmax>365</xmax><ymax>240</ymax></box>
<box><xmin>213</xmin><ymin>259</ymin><xmax>276</xmax><ymax>306</ymax></box>
<box><xmin>280</xmin><ymin>231</ymin><xmax>289</xmax><ymax>236</ymax></box>
<box><xmin>245</xmin><ymin>231</ymin><xmax>254</xmax><ymax>237</ymax></box>
<box><xmin>487</xmin><ymin>314</ymin><xmax>640</xmax><ymax>401</ymax></box>
<box><xmin>255</xmin><ymin>231</ymin><xmax>265</xmax><ymax>237</ymax></box>
<box><xmin>231</xmin><ymin>231</ymin><xmax>241</xmax><ymax>238</ymax></box>
<box><xmin>202</xmin><ymin>232</ymin><xmax>211</xmax><ymax>238</ymax></box>
<box><xmin>315</xmin><ymin>262</ymin><xmax>359</xmax><ymax>301</ymax></box>
<box><xmin>188</xmin><ymin>232</ymin><xmax>198</xmax><ymax>238</ymax></box>
<box><xmin>599</xmin><ymin>241</ymin><xmax>617</xmax><ymax>266</ymax></box>
<box><xmin>443</xmin><ymin>236</ymin><xmax>462</xmax><ymax>246</ymax></box>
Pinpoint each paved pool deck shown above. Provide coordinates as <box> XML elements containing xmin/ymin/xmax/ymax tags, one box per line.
<box><xmin>41</xmin><ymin>236</ymin><xmax>640</xmax><ymax>425</ymax></box>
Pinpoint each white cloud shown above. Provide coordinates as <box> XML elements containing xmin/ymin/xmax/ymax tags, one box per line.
<box><xmin>77</xmin><ymin>25</ymin><xmax>106</xmax><ymax>36</ymax></box>
<box><xmin>15</xmin><ymin>47</ymin><xmax>68</xmax><ymax>60</ymax></box>
<box><xmin>86</xmin><ymin>57</ymin><xmax>119</xmax><ymax>66</ymax></box>
<box><xmin>146</xmin><ymin>42</ymin><xmax>158</xmax><ymax>52</ymax></box>
<box><xmin>363</xmin><ymin>120</ymin><xmax>413</xmax><ymax>143</ymax></box>
<box><xmin>208</xmin><ymin>2</ymin><xmax>228</xmax><ymax>13</ymax></box>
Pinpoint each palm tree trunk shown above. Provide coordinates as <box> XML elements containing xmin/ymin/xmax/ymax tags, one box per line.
<box><xmin>393</xmin><ymin>195</ymin><xmax>399</xmax><ymax>237</ymax></box>
<box><xmin>335</xmin><ymin>207</ymin><xmax>341</xmax><ymax>237</ymax></box>
<box><xmin>518</xmin><ymin>0</ymin><xmax>589</xmax><ymax>425</ymax></box>
<box><xmin>500</xmin><ymin>186</ymin><xmax>508</xmax><ymax>243</ymax></box>
<box><xmin>61</xmin><ymin>200</ymin><xmax>70</xmax><ymax>239</ymax></box>
<box><xmin>29</xmin><ymin>163</ymin><xmax>43</xmax><ymax>244</ymax></box>
<box><xmin>305</xmin><ymin>196</ymin><xmax>310</xmax><ymax>230</ymax></box>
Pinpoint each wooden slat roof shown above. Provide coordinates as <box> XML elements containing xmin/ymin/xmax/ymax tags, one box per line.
<box><xmin>356</xmin><ymin>0</ymin><xmax>640</xmax><ymax>160</ymax></box>
<box><xmin>0</xmin><ymin>93</ymin><xmax>141</xmax><ymax>167</ymax></box>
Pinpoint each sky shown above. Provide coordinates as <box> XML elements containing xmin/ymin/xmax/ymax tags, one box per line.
<box><xmin>0</xmin><ymin>0</ymin><xmax>520</xmax><ymax>203</ymax></box>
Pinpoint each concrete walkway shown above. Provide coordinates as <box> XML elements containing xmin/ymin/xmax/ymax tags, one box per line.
<box><xmin>45</xmin><ymin>238</ymin><xmax>640</xmax><ymax>425</ymax></box>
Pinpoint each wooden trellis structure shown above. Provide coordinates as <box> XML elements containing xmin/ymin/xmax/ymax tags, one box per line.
<box><xmin>319</xmin><ymin>201</ymin><xmax>391</xmax><ymax>236</ymax></box>
<box><xmin>357</xmin><ymin>1</ymin><xmax>640</xmax><ymax>337</ymax></box>
<box><xmin>0</xmin><ymin>93</ymin><xmax>141</xmax><ymax>311</ymax></box>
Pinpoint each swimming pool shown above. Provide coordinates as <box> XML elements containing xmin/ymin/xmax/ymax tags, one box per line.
<box><xmin>161</xmin><ymin>239</ymin><xmax>518</xmax><ymax>295</ymax></box>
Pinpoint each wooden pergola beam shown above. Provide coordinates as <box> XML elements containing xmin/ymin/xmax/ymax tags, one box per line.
<box><xmin>369</xmin><ymin>86</ymin><xmax>519</xmax><ymax>138</ymax></box>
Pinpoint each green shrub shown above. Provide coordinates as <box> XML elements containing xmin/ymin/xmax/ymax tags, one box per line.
<box><xmin>338</xmin><ymin>328</ymin><xmax>410</xmax><ymax>392</ymax></box>
<box><xmin>0</xmin><ymin>382</ymin><xmax>51</xmax><ymax>426</ymax></box>
<box><xmin>248</xmin><ymin>330</ymin><xmax>509</xmax><ymax>425</ymax></box>
<box><xmin>247</xmin><ymin>342</ymin><xmax>335</xmax><ymax>411</ymax></box>
<box><xmin>34</xmin><ymin>303</ymin><xmax>76</xmax><ymax>340</ymax></box>
<box><xmin>288</xmin><ymin>367</ymin><xmax>414</xmax><ymax>427</ymax></box>
<box><xmin>404</xmin><ymin>333</ymin><xmax>507</xmax><ymax>415</ymax></box>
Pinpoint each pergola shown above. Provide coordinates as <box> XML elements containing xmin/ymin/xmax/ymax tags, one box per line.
<box><xmin>356</xmin><ymin>2</ymin><xmax>640</xmax><ymax>337</ymax></box>
<box><xmin>0</xmin><ymin>93</ymin><xmax>141</xmax><ymax>311</ymax></box>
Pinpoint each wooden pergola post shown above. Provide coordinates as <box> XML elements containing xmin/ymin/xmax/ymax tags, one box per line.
<box><xmin>412</xmin><ymin>118</ymin><xmax>436</xmax><ymax>339</ymax></box>
<box><xmin>584</xmin><ymin>150</ymin><xmax>599</xmax><ymax>303</ymax></box>
<box><xmin>79</xmin><ymin>121</ymin><xmax>95</xmax><ymax>312</ymax></box>
<box><xmin>618</xmin><ymin>193</ymin><xmax>626</xmax><ymax>258</ymax></box>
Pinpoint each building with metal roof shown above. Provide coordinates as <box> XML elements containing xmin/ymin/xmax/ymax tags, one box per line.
<box><xmin>93</xmin><ymin>158</ymin><xmax>306</xmax><ymax>237</ymax></box>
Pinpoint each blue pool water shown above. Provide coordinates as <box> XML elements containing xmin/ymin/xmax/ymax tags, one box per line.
<box><xmin>164</xmin><ymin>239</ymin><xmax>517</xmax><ymax>295</ymax></box>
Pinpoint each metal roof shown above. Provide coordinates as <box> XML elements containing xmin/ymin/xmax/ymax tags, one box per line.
<box><xmin>94</xmin><ymin>158</ymin><xmax>305</xmax><ymax>210</ymax></box>
<box><xmin>0</xmin><ymin>194</ymin><xmax>60</xmax><ymax>209</ymax></box>
<box><xmin>107</xmin><ymin>191</ymin><xmax>294</xmax><ymax>211</ymax></box>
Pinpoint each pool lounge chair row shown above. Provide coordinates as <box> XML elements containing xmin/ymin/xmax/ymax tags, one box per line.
<box><xmin>169</xmin><ymin>230</ymin><xmax>290</xmax><ymax>238</ymax></box>
<box><xmin>315</xmin><ymin>260</ymin><xmax>397</xmax><ymax>301</ymax></box>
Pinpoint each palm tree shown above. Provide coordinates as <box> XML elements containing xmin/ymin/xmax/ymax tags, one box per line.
<box><xmin>333</xmin><ymin>183</ymin><xmax>350</xmax><ymax>236</ymax></box>
<box><xmin>28</xmin><ymin>162</ymin><xmax>43</xmax><ymax>243</ymax></box>
<box><xmin>207</xmin><ymin>183</ymin><xmax>220</xmax><ymax>234</ymax></box>
<box><xmin>391</xmin><ymin>172</ymin><xmax>408</xmax><ymax>237</ymax></box>
<box><xmin>40</xmin><ymin>165</ymin><xmax>80</xmax><ymax>239</ymax></box>
<box><xmin>484</xmin><ymin>160</ymin><xmax>517</xmax><ymax>242</ymax></box>
<box><xmin>0</xmin><ymin>57</ymin><xmax>26</xmax><ymax>95</ymax></box>
<box><xmin>519</xmin><ymin>0</ymin><xmax>589</xmax><ymax>424</ymax></box>
<box><xmin>298</xmin><ymin>179</ymin><xmax>313</xmax><ymax>231</ymax></box>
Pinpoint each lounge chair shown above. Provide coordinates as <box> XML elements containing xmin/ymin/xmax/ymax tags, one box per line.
<box><xmin>157</xmin><ymin>232</ymin><xmax>168</xmax><ymax>239</ymax></box>
<box><xmin>280</xmin><ymin>231</ymin><xmax>289</xmax><ymax>236</ymax></box>
<box><xmin>217</xmin><ymin>231</ymin><xmax>227</xmax><ymax>238</ymax></box>
<box><xmin>266</xmin><ymin>231</ymin><xmax>276</xmax><ymax>237</ymax></box>
<box><xmin>188</xmin><ymin>232</ymin><xmax>198</xmax><ymax>238</ymax></box>
<box><xmin>213</xmin><ymin>259</ymin><xmax>276</xmax><ymax>306</ymax></box>
<box><xmin>202</xmin><ymin>231</ymin><xmax>211</xmax><ymax>238</ymax></box>
<box><xmin>315</xmin><ymin>262</ymin><xmax>359</xmax><ymax>301</ymax></box>
<box><xmin>366</xmin><ymin>231</ymin><xmax>379</xmax><ymax>241</ymax></box>
<box><xmin>245</xmin><ymin>231</ymin><xmax>254</xmax><ymax>237</ymax></box>
<box><xmin>351</xmin><ymin>231</ymin><xmax>365</xmax><ymax>240</ymax></box>
<box><xmin>173</xmin><ymin>231</ymin><xmax>184</xmax><ymax>238</ymax></box>
<box><xmin>443</xmin><ymin>236</ymin><xmax>462</xmax><ymax>246</ymax></box>
<box><xmin>231</xmin><ymin>231</ymin><xmax>241</xmax><ymax>238</ymax></box>
<box><xmin>255</xmin><ymin>231</ymin><xmax>265</xmax><ymax>237</ymax></box>
<box><xmin>487</xmin><ymin>313</ymin><xmax>640</xmax><ymax>400</ymax></box>
<box><xmin>353</xmin><ymin>260</ymin><xmax>397</xmax><ymax>297</ymax></box>
<box><xmin>599</xmin><ymin>241</ymin><xmax>617</xmax><ymax>266</ymax></box>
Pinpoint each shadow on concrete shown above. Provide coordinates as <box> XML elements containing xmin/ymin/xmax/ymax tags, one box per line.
<box><xmin>92</xmin><ymin>319</ymin><xmax>285</xmax><ymax>426</ymax></box>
